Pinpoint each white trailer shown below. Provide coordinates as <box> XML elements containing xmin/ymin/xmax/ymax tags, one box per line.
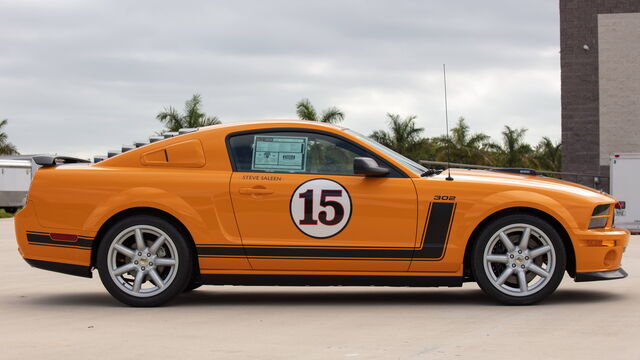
<box><xmin>610</xmin><ymin>153</ymin><xmax>640</xmax><ymax>233</ymax></box>
<box><xmin>0</xmin><ymin>160</ymin><xmax>32</xmax><ymax>213</ymax></box>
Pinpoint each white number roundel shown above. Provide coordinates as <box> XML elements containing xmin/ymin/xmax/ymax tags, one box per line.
<box><xmin>290</xmin><ymin>179</ymin><xmax>352</xmax><ymax>238</ymax></box>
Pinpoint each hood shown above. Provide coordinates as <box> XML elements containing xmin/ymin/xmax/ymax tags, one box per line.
<box><xmin>442</xmin><ymin>168</ymin><xmax>615</xmax><ymax>202</ymax></box>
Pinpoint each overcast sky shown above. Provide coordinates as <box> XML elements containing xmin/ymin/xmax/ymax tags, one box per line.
<box><xmin>0</xmin><ymin>0</ymin><xmax>560</xmax><ymax>159</ymax></box>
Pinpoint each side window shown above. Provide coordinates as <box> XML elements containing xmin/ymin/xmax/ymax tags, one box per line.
<box><xmin>228</xmin><ymin>131</ymin><xmax>372</xmax><ymax>175</ymax></box>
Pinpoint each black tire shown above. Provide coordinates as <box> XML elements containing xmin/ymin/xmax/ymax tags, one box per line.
<box><xmin>471</xmin><ymin>213</ymin><xmax>566</xmax><ymax>305</ymax></box>
<box><xmin>183</xmin><ymin>281</ymin><xmax>203</xmax><ymax>293</ymax></box>
<box><xmin>96</xmin><ymin>215</ymin><xmax>193</xmax><ymax>307</ymax></box>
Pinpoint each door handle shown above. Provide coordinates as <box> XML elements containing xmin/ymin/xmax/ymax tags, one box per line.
<box><xmin>239</xmin><ymin>186</ymin><xmax>274</xmax><ymax>195</ymax></box>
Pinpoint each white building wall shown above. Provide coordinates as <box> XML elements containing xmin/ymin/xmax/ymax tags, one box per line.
<box><xmin>598</xmin><ymin>13</ymin><xmax>640</xmax><ymax>166</ymax></box>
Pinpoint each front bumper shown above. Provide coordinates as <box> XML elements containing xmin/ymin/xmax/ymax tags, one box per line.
<box><xmin>572</xmin><ymin>227</ymin><xmax>629</xmax><ymax>274</ymax></box>
<box><xmin>575</xmin><ymin>268</ymin><xmax>628</xmax><ymax>282</ymax></box>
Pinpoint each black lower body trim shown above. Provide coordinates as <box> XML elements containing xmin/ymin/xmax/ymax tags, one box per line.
<box><xmin>575</xmin><ymin>268</ymin><xmax>628</xmax><ymax>282</ymax></box>
<box><xmin>24</xmin><ymin>258</ymin><xmax>93</xmax><ymax>278</ymax></box>
<box><xmin>26</xmin><ymin>232</ymin><xmax>93</xmax><ymax>249</ymax></box>
<box><xmin>201</xmin><ymin>274</ymin><xmax>463</xmax><ymax>287</ymax></box>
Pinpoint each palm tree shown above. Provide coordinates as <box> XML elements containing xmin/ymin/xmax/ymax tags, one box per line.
<box><xmin>370</xmin><ymin>113</ymin><xmax>427</xmax><ymax>159</ymax></box>
<box><xmin>492</xmin><ymin>125</ymin><xmax>533</xmax><ymax>167</ymax></box>
<box><xmin>156</xmin><ymin>94</ymin><xmax>221</xmax><ymax>132</ymax></box>
<box><xmin>0</xmin><ymin>119</ymin><xmax>18</xmax><ymax>155</ymax></box>
<box><xmin>435</xmin><ymin>117</ymin><xmax>492</xmax><ymax>165</ymax></box>
<box><xmin>532</xmin><ymin>137</ymin><xmax>562</xmax><ymax>171</ymax></box>
<box><xmin>295</xmin><ymin>98</ymin><xmax>344</xmax><ymax>124</ymax></box>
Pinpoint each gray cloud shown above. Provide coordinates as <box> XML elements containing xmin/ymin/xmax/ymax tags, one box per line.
<box><xmin>0</xmin><ymin>0</ymin><xmax>560</xmax><ymax>158</ymax></box>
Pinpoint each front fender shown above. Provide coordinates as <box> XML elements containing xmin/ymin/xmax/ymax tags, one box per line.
<box><xmin>460</xmin><ymin>190</ymin><xmax>579</xmax><ymax>242</ymax></box>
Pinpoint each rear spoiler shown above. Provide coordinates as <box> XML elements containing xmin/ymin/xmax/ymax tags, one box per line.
<box><xmin>33</xmin><ymin>156</ymin><xmax>91</xmax><ymax>167</ymax></box>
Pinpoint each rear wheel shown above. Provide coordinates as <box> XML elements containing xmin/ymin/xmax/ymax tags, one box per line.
<box><xmin>97</xmin><ymin>215</ymin><xmax>193</xmax><ymax>306</ymax></box>
<box><xmin>471</xmin><ymin>214</ymin><xmax>566</xmax><ymax>305</ymax></box>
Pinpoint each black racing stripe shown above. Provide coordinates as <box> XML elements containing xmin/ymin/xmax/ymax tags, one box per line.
<box><xmin>199</xmin><ymin>254</ymin><xmax>412</xmax><ymax>261</ymax></box>
<box><xmin>244</xmin><ymin>247</ymin><xmax>414</xmax><ymax>258</ymax></box>
<box><xmin>413</xmin><ymin>202</ymin><xmax>456</xmax><ymax>259</ymax></box>
<box><xmin>26</xmin><ymin>242</ymin><xmax>91</xmax><ymax>250</ymax></box>
<box><xmin>196</xmin><ymin>201</ymin><xmax>456</xmax><ymax>260</ymax></box>
<box><xmin>198</xmin><ymin>246</ymin><xmax>246</xmax><ymax>256</ymax></box>
<box><xmin>26</xmin><ymin>233</ymin><xmax>93</xmax><ymax>249</ymax></box>
<box><xmin>25</xmin><ymin>230</ymin><xmax>49</xmax><ymax>235</ymax></box>
<box><xmin>200</xmin><ymin>274</ymin><xmax>463</xmax><ymax>287</ymax></box>
<box><xmin>197</xmin><ymin>243</ymin><xmax>416</xmax><ymax>249</ymax></box>
<box><xmin>197</xmin><ymin>246</ymin><xmax>414</xmax><ymax>258</ymax></box>
<box><xmin>27</xmin><ymin>231</ymin><xmax>92</xmax><ymax>240</ymax></box>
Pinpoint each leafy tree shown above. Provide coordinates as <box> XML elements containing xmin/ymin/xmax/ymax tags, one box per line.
<box><xmin>370</xmin><ymin>113</ymin><xmax>432</xmax><ymax>160</ymax></box>
<box><xmin>364</xmin><ymin>113</ymin><xmax>559</xmax><ymax>171</ymax></box>
<box><xmin>491</xmin><ymin>125</ymin><xmax>533</xmax><ymax>167</ymax></box>
<box><xmin>296</xmin><ymin>98</ymin><xmax>344</xmax><ymax>124</ymax></box>
<box><xmin>434</xmin><ymin>117</ymin><xmax>493</xmax><ymax>165</ymax></box>
<box><xmin>0</xmin><ymin>119</ymin><xmax>18</xmax><ymax>155</ymax></box>
<box><xmin>156</xmin><ymin>94</ymin><xmax>221</xmax><ymax>132</ymax></box>
<box><xmin>531</xmin><ymin>137</ymin><xmax>562</xmax><ymax>172</ymax></box>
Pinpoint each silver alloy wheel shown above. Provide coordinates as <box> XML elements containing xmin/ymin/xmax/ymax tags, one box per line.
<box><xmin>107</xmin><ymin>225</ymin><xmax>179</xmax><ymax>298</ymax></box>
<box><xmin>482</xmin><ymin>223</ymin><xmax>556</xmax><ymax>297</ymax></box>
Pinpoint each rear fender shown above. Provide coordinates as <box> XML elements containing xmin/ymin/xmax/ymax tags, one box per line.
<box><xmin>83</xmin><ymin>187</ymin><xmax>208</xmax><ymax>240</ymax></box>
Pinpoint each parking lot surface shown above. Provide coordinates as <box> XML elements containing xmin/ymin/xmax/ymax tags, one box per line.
<box><xmin>1</xmin><ymin>218</ymin><xmax>638</xmax><ymax>359</ymax></box>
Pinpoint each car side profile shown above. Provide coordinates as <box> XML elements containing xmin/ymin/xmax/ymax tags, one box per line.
<box><xmin>14</xmin><ymin>121</ymin><xmax>629</xmax><ymax>306</ymax></box>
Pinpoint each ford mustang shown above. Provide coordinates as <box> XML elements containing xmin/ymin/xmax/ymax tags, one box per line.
<box><xmin>14</xmin><ymin>121</ymin><xmax>629</xmax><ymax>306</ymax></box>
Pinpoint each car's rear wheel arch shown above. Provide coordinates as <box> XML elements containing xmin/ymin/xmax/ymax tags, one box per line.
<box><xmin>463</xmin><ymin>207</ymin><xmax>576</xmax><ymax>280</ymax></box>
<box><xmin>91</xmin><ymin>207</ymin><xmax>200</xmax><ymax>283</ymax></box>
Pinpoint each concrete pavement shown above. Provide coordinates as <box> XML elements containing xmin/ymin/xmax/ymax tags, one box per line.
<box><xmin>1</xmin><ymin>218</ymin><xmax>638</xmax><ymax>359</ymax></box>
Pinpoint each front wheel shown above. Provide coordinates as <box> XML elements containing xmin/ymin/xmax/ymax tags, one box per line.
<box><xmin>471</xmin><ymin>214</ymin><xmax>566</xmax><ymax>305</ymax></box>
<box><xmin>97</xmin><ymin>215</ymin><xmax>193</xmax><ymax>307</ymax></box>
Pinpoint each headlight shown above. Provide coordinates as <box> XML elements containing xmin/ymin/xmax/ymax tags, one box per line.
<box><xmin>589</xmin><ymin>204</ymin><xmax>611</xmax><ymax>229</ymax></box>
<box><xmin>592</xmin><ymin>204</ymin><xmax>610</xmax><ymax>217</ymax></box>
<box><xmin>589</xmin><ymin>217</ymin><xmax>608</xmax><ymax>229</ymax></box>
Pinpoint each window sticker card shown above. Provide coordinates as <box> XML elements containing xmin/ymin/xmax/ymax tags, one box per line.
<box><xmin>251</xmin><ymin>136</ymin><xmax>307</xmax><ymax>171</ymax></box>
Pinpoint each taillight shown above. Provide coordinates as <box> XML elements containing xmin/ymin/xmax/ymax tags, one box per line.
<box><xmin>615</xmin><ymin>201</ymin><xmax>626</xmax><ymax>210</ymax></box>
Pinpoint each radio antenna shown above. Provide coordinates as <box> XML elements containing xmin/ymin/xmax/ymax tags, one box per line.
<box><xmin>443</xmin><ymin>64</ymin><xmax>453</xmax><ymax>181</ymax></box>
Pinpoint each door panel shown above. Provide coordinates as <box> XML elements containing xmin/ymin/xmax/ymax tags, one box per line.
<box><xmin>229</xmin><ymin>173</ymin><xmax>418</xmax><ymax>271</ymax></box>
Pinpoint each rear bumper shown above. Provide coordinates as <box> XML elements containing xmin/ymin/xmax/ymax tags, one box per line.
<box><xmin>24</xmin><ymin>258</ymin><xmax>92</xmax><ymax>278</ymax></box>
<box><xmin>575</xmin><ymin>268</ymin><xmax>628</xmax><ymax>282</ymax></box>
<box><xmin>15</xmin><ymin>200</ymin><xmax>94</xmax><ymax>269</ymax></box>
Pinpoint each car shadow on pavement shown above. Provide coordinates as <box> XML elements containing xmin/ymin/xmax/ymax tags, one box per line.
<box><xmin>12</xmin><ymin>287</ymin><xmax>626</xmax><ymax>308</ymax></box>
<box><xmin>174</xmin><ymin>288</ymin><xmax>498</xmax><ymax>306</ymax></box>
<box><xmin>544</xmin><ymin>288</ymin><xmax>627</xmax><ymax>305</ymax></box>
<box><xmin>173</xmin><ymin>288</ymin><xmax>626</xmax><ymax>307</ymax></box>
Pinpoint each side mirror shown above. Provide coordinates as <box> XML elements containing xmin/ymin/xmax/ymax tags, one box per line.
<box><xmin>354</xmin><ymin>157</ymin><xmax>389</xmax><ymax>177</ymax></box>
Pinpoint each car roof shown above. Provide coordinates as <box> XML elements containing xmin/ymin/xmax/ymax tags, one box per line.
<box><xmin>197</xmin><ymin>120</ymin><xmax>347</xmax><ymax>134</ymax></box>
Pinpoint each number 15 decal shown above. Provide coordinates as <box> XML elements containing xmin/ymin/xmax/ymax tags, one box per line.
<box><xmin>290</xmin><ymin>179</ymin><xmax>352</xmax><ymax>238</ymax></box>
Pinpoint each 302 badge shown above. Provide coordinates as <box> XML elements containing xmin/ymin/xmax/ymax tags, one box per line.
<box><xmin>289</xmin><ymin>179</ymin><xmax>352</xmax><ymax>239</ymax></box>
<box><xmin>433</xmin><ymin>195</ymin><xmax>456</xmax><ymax>201</ymax></box>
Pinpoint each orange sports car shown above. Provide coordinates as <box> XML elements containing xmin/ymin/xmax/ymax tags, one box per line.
<box><xmin>14</xmin><ymin>121</ymin><xmax>629</xmax><ymax>306</ymax></box>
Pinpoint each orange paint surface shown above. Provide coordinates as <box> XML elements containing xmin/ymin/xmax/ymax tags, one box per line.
<box><xmin>14</xmin><ymin>121</ymin><xmax>629</xmax><ymax>277</ymax></box>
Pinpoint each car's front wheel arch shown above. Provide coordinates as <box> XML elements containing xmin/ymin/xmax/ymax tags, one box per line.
<box><xmin>462</xmin><ymin>207</ymin><xmax>576</xmax><ymax>281</ymax></box>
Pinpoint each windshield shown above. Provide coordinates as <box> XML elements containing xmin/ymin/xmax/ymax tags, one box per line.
<box><xmin>345</xmin><ymin>129</ymin><xmax>428</xmax><ymax>175</ymax></box>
